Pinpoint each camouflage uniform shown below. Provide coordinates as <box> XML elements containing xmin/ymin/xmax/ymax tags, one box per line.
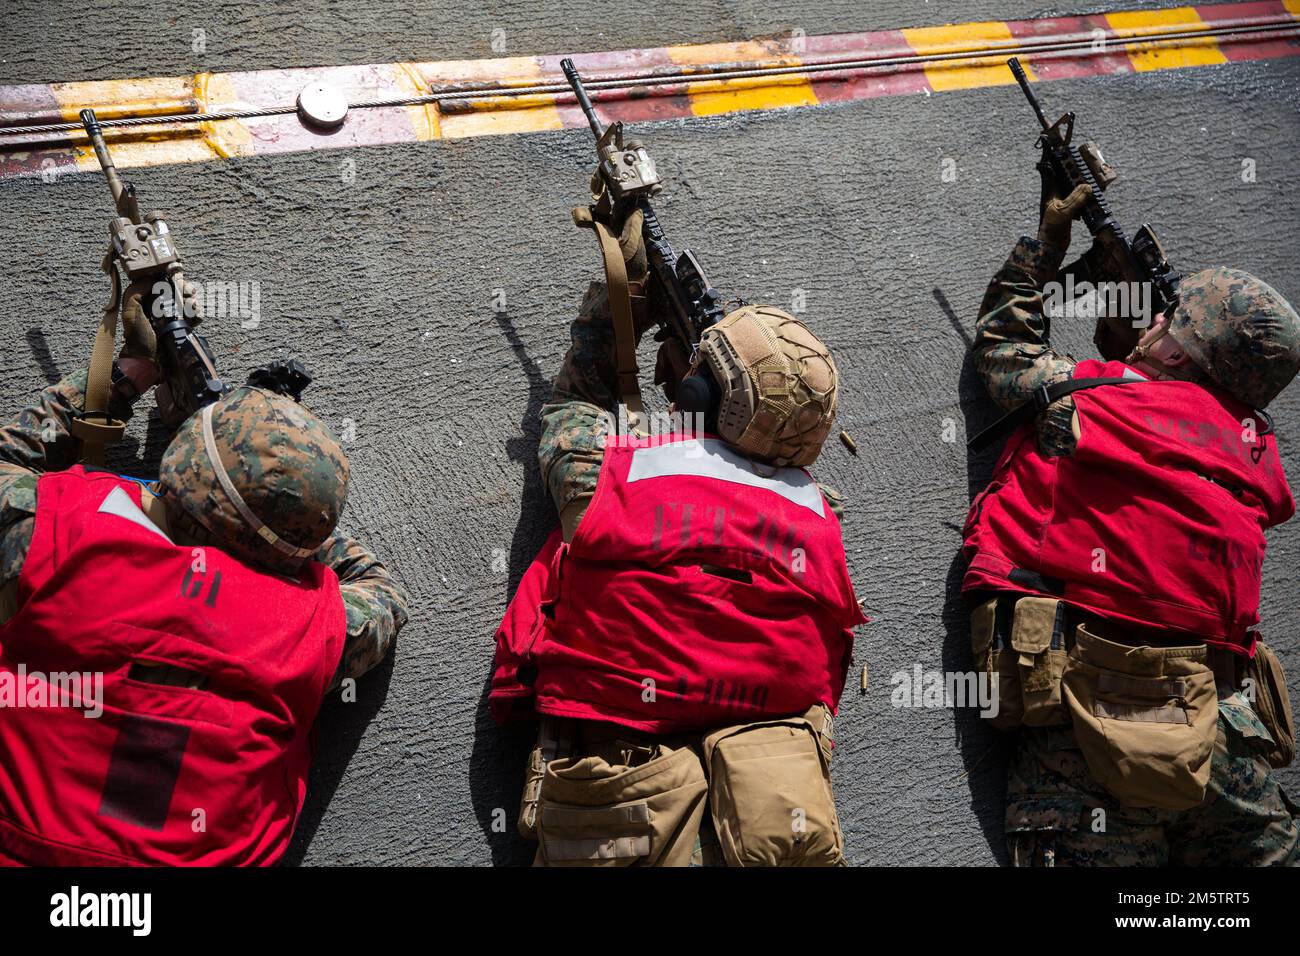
<box><xmin>975</xmin><ymin>236</ymin><xmax>1300</xmax><ymax>866</ymax></box>
<box><xmin>539</xmin><ymin>280</ymin><xmax>845</xmax><ymax>540</ymax></box>
<box><xmin>972</xmin><ymin>236</ymin><xmax>1079</xmax><ymax>459</ymax></box>
<box><xmin>0</xmin><ymin>369</ymin><xmax>407</xmax><ymax>692</ymax></box>
<box><xmin>1006</xmin><ymin>694</ymin><xmax>1299</xmax><ymax>866</ymax></box>
<box><xmin>527</xmin><ymin>280</ymin><xmax>846</xmax><ymax>866</ymax></box>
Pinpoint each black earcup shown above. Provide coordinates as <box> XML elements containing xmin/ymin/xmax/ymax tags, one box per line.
<box><xmin>677</xmin><ymin>374</ymin><xmax>718</xmax><ymax>414</ymax></box>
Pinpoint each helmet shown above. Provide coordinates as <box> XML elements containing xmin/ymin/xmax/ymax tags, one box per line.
<box><xmin>158</xmin><ymin>386</ymin><xmax>349</xmax><ymax>572</ymax></box>
<box><xmin>1165</xmin><ymin>267</ymin><xmax>1300</xmax><ymax>409</ymax></box>
<box><xmin>689</xmin><ymin>305</ymin><xmax>838</xmax><ymax>467</ymax></box>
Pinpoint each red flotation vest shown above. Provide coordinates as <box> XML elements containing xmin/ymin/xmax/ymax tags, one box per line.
<box><xmin>962</xmin><ymin>360</ymin><xmax>1294</xmax><ymax>655</ymax></box>
<box><xmin>0</xmin><ymin>466</ymin><xmax>344</xmax><ymax>865</ymax></box>
<box><xmin>492</xmin><ymin>434</ymin><xmax>866</xmax><ymax>733</ymax></box>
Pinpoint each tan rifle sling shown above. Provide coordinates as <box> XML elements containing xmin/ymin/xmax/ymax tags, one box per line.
<box><xmin>572</xmin><ymin>205</ymin><xmax>645</xmax><ymax>436</ymax></box>
<box><xmin>68</xmin><ymin>246</ymin><xmax>128</xmax><ymax>465</ymax></box>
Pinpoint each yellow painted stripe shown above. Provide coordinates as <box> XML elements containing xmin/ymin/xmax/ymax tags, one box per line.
<box><xmin>396</xmin><ymin>62</ymin><xmax>441</xmax><ymax>141</ymax></box>
<box><xmin>71</xmin><ymin>128</ymin><xmax>216</xmax><ymax>174</ymax></box>
<box><xmin>683</xmin><ymin>73</ymin><xmax>818</xmax><ymax>115</ymax></box>
<box><xmin>7</xmin><ymin>3</ymin><xmax>1297</xmax><ymax>179</ymax></box>
<box><xmin>1106</xmin><ymin>8</ymin><xmax>1228</xmax><ymax>70</ymax></box>
<box><xmin>52</xmin><ymin>74</ymin><xmax>214</xmax><ymax>172</ymax></box>
<box><xmin>418</xmin><ymin>56</ymin><xmax>562</xmax><ymax>139</ymax></box>
<box><xmin>52</xmin><ymin>75</ymin><xmax>197</xmax><ymax>123</ymax></box>
<box><xmin>901</xmin><ymin>22</ymin><xmax>1032</xmax><ymax>90</ymax></box>
<box><xmin>667</xmin><ymin>41</ymin><xmax>817</xmax><ymax>115</ymax></box>
<box><xmin>195</xmin><ymin>72</ymin><xmax>256</xmax><ymax>160</ymax></box>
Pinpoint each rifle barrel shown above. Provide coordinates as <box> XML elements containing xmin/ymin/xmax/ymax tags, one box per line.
<box><xmin>78</xmin><ymin>109</ymin><xmax>127</xmax><ymax>208</ymax></box>
<box><xmin>560</xmin><ymin>58</ymin><xmax>605</xmax><ymax>138</ymax></box>
<box><xmin>1007</xmin><ymin>58</ymin><xmax>1050</xmax><ymax>131</ymax></box>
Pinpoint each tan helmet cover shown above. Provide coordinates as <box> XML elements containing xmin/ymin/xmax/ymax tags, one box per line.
<box><xmin>690</xmin><ymin>305</ymin><xmax>839</xmax><ymax>467</ymax></box>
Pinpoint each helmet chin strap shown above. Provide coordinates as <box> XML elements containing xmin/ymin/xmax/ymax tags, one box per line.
<box><xmin>1126</xmin><ymin>324</ymin><xmax>1178</xmax><ymax>379</ymax></box>
<box><xmin>201</xmin><ymin>403</ymin><xmax>315</xmax><ymax>561</ymax></box>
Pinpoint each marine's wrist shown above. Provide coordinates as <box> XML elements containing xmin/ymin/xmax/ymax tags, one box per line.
<box><xmin>1008</xmin><ymin>235</ymin><xmax>1068</xmax><ymax>288</ymax></box>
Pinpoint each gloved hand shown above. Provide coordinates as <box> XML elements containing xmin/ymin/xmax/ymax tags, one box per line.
<box><xmin>117</xmin><ymin>277</ymin><xmax>201</xmax><ymax>398</ymax></box>
<box><xmin>1038</xmin><ymin>183</ymin><xmax>1092</xmax><ymax>254</ymax></box>
<box><xmin>589</xmin><ymin>159</ymin><xmax>650</xmax><ymax>289</ymax></box>
<box><xmin>614</xmin><ymin>206</ymin><xmax>648</xmax><ymax>290</ymax></box>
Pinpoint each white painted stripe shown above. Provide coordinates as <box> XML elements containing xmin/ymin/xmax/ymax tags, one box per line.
<box><xmin>626</xmin><ymin>439</ymin><xmax>825</xmax><ymax>517</ymax></box>
<box><xmin>97</xmin><ymin>486</ymin><xmax>172</xmax><ymax>542</ymax></box>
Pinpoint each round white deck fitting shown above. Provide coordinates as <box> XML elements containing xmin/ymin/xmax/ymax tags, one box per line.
<box><xmin>296</xmin><ymin>83</ymin><xmax>349</xmax><ymax>130</ymax></box>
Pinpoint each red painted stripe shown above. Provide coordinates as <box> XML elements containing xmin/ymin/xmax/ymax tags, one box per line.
<box><xmin>0</xmin><ymin>83</ymin><xmax>65</xmax><ymax>127</ymax></box>
<box><xmin>3</xmin><ymin>1</ymin><xmax>1299</xmax><ymax>179</ymax></box>
<box><xmin>546</xmin><ymin>47</ymin><xmax>696</xmax><ymax>127</ymax></box>
<box><xmin>1196</xmin><ymin>2</ymin><xmax>1300</xmax><ymax>60</ymax></box>
<box><xmin>805</xmin><ymin>29</ymin><xmax>933</xmax><ymax>102</ymax></box>
<box><xmin>226</xmin><ymin>64</ymin><xmax>422</xmax><ymax>156</ymax></box>
<box><xmin>1004</xmin><ymin>15</ymin><xmax>1135</xmax><ymax>79</ymax></box>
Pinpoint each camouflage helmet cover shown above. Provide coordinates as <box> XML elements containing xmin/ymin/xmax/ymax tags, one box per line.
<box><xmin>690</xmin><ymin>305</ymin><xmax>839</xmax><ymax>467</ymax></box>
<box><xmin>159</xmin><ymin>386</ymin><xmax>349</xmax><ymax>571</ymax></box>
<box><xmin>1166</xmin><ymin>267</ymin><xmax>1300</xmax><ymax>409</ymax></box>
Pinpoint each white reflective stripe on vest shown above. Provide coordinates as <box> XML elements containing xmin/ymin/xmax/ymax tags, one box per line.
<box><xmin>97</xmin><ymin>485</ymin><xmax>173</xmax><ymax>543</ymax></box>
<box><xmin>626</xmin><ymin>439</ymin><xmax>825</xmax><ymax>517</ymax></box>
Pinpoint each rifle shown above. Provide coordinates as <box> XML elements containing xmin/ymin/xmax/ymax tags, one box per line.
<box><xmin>75</xmin><ymin>110</ymin><xmax>311</xmax><ymax>461</ymax></box>
<box><xmin>561</xmin><ymin>59</ymin><xmax>726</xmax><ymax>415</ymax></box>
<box><xmin>1007</xmin><ymin>57</ymin><xmax>1180</xmax><ymax>361</ymax></box>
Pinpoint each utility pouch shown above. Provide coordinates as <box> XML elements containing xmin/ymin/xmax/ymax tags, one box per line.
<box><xmin>1246</xmin><ymin>640</ymin><xmax>1295</xmax><ymax>769</ymax></box>
<box><xmin>1011</xmin><ymin>597</ymin><xmax>1070</xmax><ymax>727</ymax></box>
<box><xmin>970</xmin><ymin>596</ymin><xmax>1023</xmax><ymax>730</ymax></box>
<box><xmin>702</xmin><ymin>705</ymin><xmax>843</xmax><ymax>867</ymax></box>
<box><xmin>518</xmin><ymin>717</ymin><xmax>574</xmax><ymax>841</ymax></box>
<box><xmin>534</xmin><ymin>738</ymin><xmax>707</xmax><ymax>867</ymax></box>
<box><xmin>1062</xmin><ymin>626</ymin><xmax>1217</xmax><ymax>810</ymax></box>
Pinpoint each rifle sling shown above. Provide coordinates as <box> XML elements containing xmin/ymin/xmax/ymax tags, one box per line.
<box><xmin>69</xmin><ymin>247</ymin><xmax>127</xmax><ymax>465</ymax></box>
<box><xmin>573</xmin><ymin>205</ymin><xmax>644</xmax><ymax>433</ymax></box>
<box><xmin>967</xmin><ymin>376</ymin><xmax>1137</xmax><ymax>452</ymax></box>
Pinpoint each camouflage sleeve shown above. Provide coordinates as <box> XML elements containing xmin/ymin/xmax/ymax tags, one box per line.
<box><xmin>818</xmin><ymin>482</ymin><xmax>846</xmax><ymax>521</ymax></box>
<box><xmin>316</xmin><ymin>532</ymin><xmax>410</xmax><ymax>693</ymax></box>
<box><xmin>972</xmin><ymin>236</ymin><xmax>1080</xmax><ymax>458</ymax></box>
<box><xmin>0</xmin><ymin>369</ymin><xmax>136</xmax><ymax>600</ymax></box>
<box><xmin>538</xmin><ymin>281</ymin><xmax>620</xmax><ymax>535</ymax></box>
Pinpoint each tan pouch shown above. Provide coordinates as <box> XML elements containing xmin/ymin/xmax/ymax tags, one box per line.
<box><xmin>702</xmin><ymin>705</ymin><xmax>844</xmax><ymax>867</ymax></box>
<box><xmin>970</xmin><ymin>597</ymin><xmax>1023</xmax><ymax>730</ymax></box>
<box><xmin>518</xmin><ymin>717</ymin><xmax>574</xmax><ymax>840</ymax></box>
<box><xmin>534</xmin><ymin>737</ymin><xmax>707</xmax><ymax>867</ymax></box>
<box><xmin>1246</xmin><ymin>640</ymin><xmax>1295</xmax><ymax>769</ymax></box>
<box><xmin>1011</xmin><ymin>597</ymin><xmax>1070</xmax><ymax>728</ymax></box>
<box><xmin>1062</xmin><ymin>626</ymin><xmax>1217</xmax><ymax>810</ymax></box>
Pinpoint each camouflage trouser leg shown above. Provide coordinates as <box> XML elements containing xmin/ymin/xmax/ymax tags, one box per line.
<box><xmin>1005</xmin><ymin>696</ymin><xmax>1300</xmax><ymax>866</ymax></box>
<box><xmin>1169</xmin><ymin>701</ymin><xmax>1300</xmax><ymax>866</ymax></box>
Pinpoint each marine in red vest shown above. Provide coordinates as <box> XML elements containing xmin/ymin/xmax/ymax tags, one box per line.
<box><xmin>0</xmin><ymin>280</ymin><xmax>408</xmax><ymax>866</ymax></box>
<box><xmin>491</xmin><ymin>208</ymin><xmax>866</xmax><ymax>867</ymax></box>
<box><xmin>965</xmin><ymin>183</ymin><xmax>1300</xmax><ymax>866</ymax></box>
